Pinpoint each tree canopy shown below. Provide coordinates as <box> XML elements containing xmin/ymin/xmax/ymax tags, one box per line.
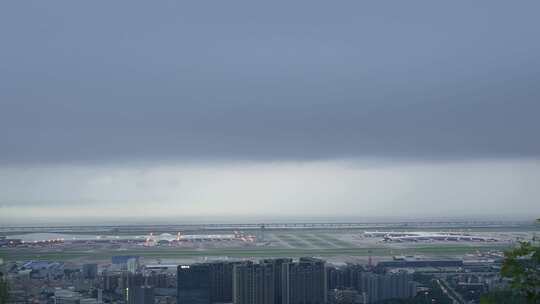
<box><xmin>501</xmin><ymin>241</ymin><xmax>540</xmax><ymax>303</ymax></box>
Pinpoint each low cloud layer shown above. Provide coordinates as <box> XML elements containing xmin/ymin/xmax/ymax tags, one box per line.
<box><xmin>1</xmin><ymin>159</ymin><xmax>538</xmax><ymax>224</ymax></box>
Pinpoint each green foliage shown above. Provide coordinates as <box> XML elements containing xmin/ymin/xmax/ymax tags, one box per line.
<box><xmin>0</xmin><ymin>279</ymin><xmax>8</xmax><ymax>304</ymax></box>
<box><xmin>501</xmin><ymin>242</ymin><xmax>540</xmax><ymax>303</ymax></box>
<box><xmin>480</xmin><ymin>290</ymin><xmax>527</xmax><ymax>304</ymax></box>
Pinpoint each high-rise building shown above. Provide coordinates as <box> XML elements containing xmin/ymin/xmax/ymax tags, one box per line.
<box><xmin>282</xmin><ymin>257</ymin><xmax>326</xmax><ymax>304</ymax></box>
<box><xmin>129</xmin><ymin>286</ymin><xmax>154</xmax><ymax>304</ymax></box>
<box><xmin>233</xmin><ymin>261</ymin><xmax>275</xmax><ymax>304</ymax></box>
<box><xmin>125</xmin><ymin>273</ymin><xmax>145</xmax><ymax>303</ymax></box>
<box><xmin>102</xmin><ymin>272</ymin><xmax>120</xmax><ymax>292</ymax></box>
<box><xmin>327</xmin><ymin>266</ymin><xmax>348</xmax><ymax>290</ymax></box>
<box><xmin>127</xmin><ymin>258</ymin><xmax>139</xmax><ymax>274</ymax></box>
<box><xmin>326</xmin><ymin>264</ymin><xmax>418</xmax><ymax>303</ymax></box>
<box><xmin>355</xmin><ymin>272</ymin><xmax>379</xmax><ymax>303</ymax></box>
<box><xmin>353</xmin><ymin>271</ymin><xmax>416</xmax><ymax>303</ymax></box>
<box><xmin>97</xmin><ymin>289</ymin><xmax>103</xmax><ymax>304</ymax></box>
<box><xmin>209</xmin><ymin>261</ymin><xmax>243</xmax><ymax>303</ymax></box>
<box><xmin>262</xmin><ymin>258</ymin><xmax>292</xmax><ymax>304</ymax></box>
<box><xmin>147</xmin><ymin>272</ymin><xmax>169</xmax><ymax>288</ymax></box>
<box><xmin>177</xmin><ymin>264</ymin><xmax>211</xmax><ymax>304</ymax></box>
<box><xmin>82</xmin><ymin>264</ymin><xmax>98</xmax><ymax>280</ymax></box>
<box><xmin>112</xmin><ymin>256</ymin><xmax>140</xmax><ymax>271</ymax></box>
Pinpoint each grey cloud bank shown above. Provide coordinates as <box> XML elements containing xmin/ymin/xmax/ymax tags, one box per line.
<box><xmin>1</xmin><ymin>1</ymin><xmax>539</xmax><ymax>164</ymax></box>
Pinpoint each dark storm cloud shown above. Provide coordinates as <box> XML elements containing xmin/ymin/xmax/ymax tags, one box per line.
<box><xmin>1</xmin><ymin>1</ymin><xmax>540</xmax><ymax>164</ymax></box>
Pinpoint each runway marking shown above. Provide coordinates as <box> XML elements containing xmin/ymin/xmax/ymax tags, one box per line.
<box><xmin>315</xmin><ymin>233</ymin><xmax>354</xmax><ymax>248</ymax></box>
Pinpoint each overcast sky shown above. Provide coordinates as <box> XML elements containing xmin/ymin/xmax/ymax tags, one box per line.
<box><xmin>1</xmin><ymin>1</ymin><xmax>539</xmax><ymax>224</ymax></box>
